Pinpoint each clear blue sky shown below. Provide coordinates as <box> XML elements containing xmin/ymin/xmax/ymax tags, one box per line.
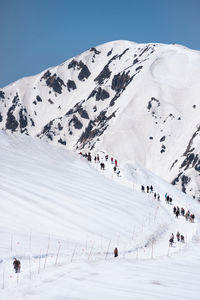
<box><xmin>1</xmin><ymin>0</ymin><xmax>200</xmax><ymax>88</ymax></box>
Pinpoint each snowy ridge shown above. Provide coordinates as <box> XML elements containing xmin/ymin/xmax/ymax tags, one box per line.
<box><xmin>0</xmin><ymin>132</ymin><xmax>200</xmax><ymax>299</ymax></box>
<box><xmin>1</xmin><ymin>40</ymin><xmax>200</xmax><ymax>197</ymax></box>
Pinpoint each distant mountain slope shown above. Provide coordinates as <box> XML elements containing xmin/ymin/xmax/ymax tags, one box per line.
<box><xmin>1</xmin><ymin>40</ymin><xmax>200</xmax><ymax>197</ymax></box>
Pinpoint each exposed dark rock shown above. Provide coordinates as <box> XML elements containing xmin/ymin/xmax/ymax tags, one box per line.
<box><xmin>69</xmin><ymin>115</ymin><xmax>83</xmax><ymax>129</ymax></box>
<box><xmin>36</xmin><ymin>95</ymin><xmax>42</xmax><ymax>102</ymax></box>
<box><xmin>107</xmin><ymin>48</ymin><xmax>113</xmax><ymax>56</ymax></box>
<box><xmin>58</xmin><ymin>123</ymin><xmax>63</xmax><ymax>131</ymax></box>
<box><xmin>88</xmin><ymin>87</ymin><xmax>110</xmax><ymax>101</ymax></box>
<box><xmin>133</xmin><ymin>58</ymin><xmax>139</xmax><ymax>65</ymax></box>
<box><xmin>30</xmin><ymin>118</ymin><xmax>35</xmax><ymax>126</ymax></box>
<box><xmin>149</xmin><ymin>136</ymin><xmax>153</xmax><ymax>139</ymax></box>
<box><xmin>178</xmin><ymin>117</ymin><xmax>181</xmax><ymax>120</ymax></box>
<box><xmin>6</xmin><ymin>112</ymin><xmax>18</xmax><ymax>131</ymax></box>
<box><xmin>111</xmin><ymin>71</ymin><xmax>133</xmax><ymax>94</ymax></box>
<box><xmin>41</xmin><ymin>71</ymin><xmax>65</xmax><ymax>94</ymax></box>
<box><xmin>135</xmin><ymin>66</ymin><xmax>143</xmax><ymax>71</ymax></box>
<box><xmin>160</xmin><ymin>136</ymin><xmax>165</xmax><ymax>142</ymax></box>
<box><xmin>193</xmin><ymin>105</ymin><xmax>196</xmax><ymax>108</ymax></box>
<box><xmin>68</xmin><ymin>59</ymin><xmax>78</xmax><ymax>70</ymax></box>
<box><xmin>78</xmin><ymin>108</ymin><xmax>89</xmax><ymax>119</ymax></box>
<box><xmin>93</xmin><ymin>105</ymin><xmax>97</xmax><ymax>112</ymax></box>
<box><xmin>90</xmin><ymin>47</ymin><xmax>101</xmax><ymax>55</ymax></box>
<box><xmin>19</xmin><ymin>108</ymin><xmax>28</xmax><ymax>132</ymax></box>
<box><xmin>78</xmin><ymin>64</ymin><xmax>91</xmax><ymax>81</ymax></box>
<box><xmin>77</xmin><ymin>109</ymin><xmax>117</xmax><ymax>149</ymax></box>
<box><xmin>48</xmin><ymin>99</ymin><xmax>54</xmax><ymax>104</ymax></box>
<box><xmin>109</xmin><ymin>94</ymin><xmax>120</xmax><ymax>107</ymax></box>
<box><xmin>5</xmin><ymin>94</ymin><xmax>20</xmax><ymax>132</ymax></box>
<box><xmin>94</xmin><ymin>65</ymin><xmax>111</xmax><ymax>85</ymax></box>
<box><xmin>118</xmin><ymin>48</ymin><xmax>129</xmax><ymax>59</ymax></box>
<box><xmin>58</xmin><ymin>138</ymin><xmax>66</xmax><ymax>145</ymax></box>
<box><xmin>160</xmin><ymin>149</ymin><xmax>165</xmax><ymax>153</ymax></box>
<box><xmin>33</xmin><ymin>101</ymin><xmax>37</xmax><ymax>105</ymax></box>
<box><xmin>0</xmin><ymin>113</ymin><xmax>2</xmax><ymax>122</ymax></box>
<box><xmin>67</xmin><ymin>80</ymin><xmax>77</xmax><ymax>92</ymax></box>
<box><xmin>170</xmin><ymin>159</ymin><xmax>178</xmax><ymax>170</ymax></box>
<box><xmin>0</xmin><ymin>91</ymin><xmax>5</xmax><ymax>99</ymax></box>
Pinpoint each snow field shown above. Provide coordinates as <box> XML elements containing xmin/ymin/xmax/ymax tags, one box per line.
<box><xmin>0</xmin><ymin>132</ymin><xmax>200</xmax><ymax>299</ymax></box>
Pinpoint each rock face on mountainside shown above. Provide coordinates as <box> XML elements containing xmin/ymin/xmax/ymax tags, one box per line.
<box><xmin>1</xmin><ymin>40</ymin><xmax>200</xmax><ymax>198</ymax></box>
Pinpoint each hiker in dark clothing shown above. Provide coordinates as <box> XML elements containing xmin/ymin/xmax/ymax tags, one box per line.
<box><xmin>114</xmin><ymin>247</ymin><xmax>118</xmax><ymax>257</ymax></box>
<box><xmin>13</xmin><ymin>258</ymin><xmax>21</xmax><ymax>273</ymax></box>
<box><xmin>169</xmin><ymin>197</ymin><xmax>172</xmax><ymax>205</ymax></box>
<box><xmin>97</xmin><ymin>154</ymin><xmax>100</xmax><ymax>162</ymax></box>
<box><xmin>176</xmin><ymin>231</ymin><xmax>180</xmax><ymax>242</ymax></box>
<box><xmin>157</xmin><ymin>194</ymin><xmax>160</xmax><ymax>201</ymax></box>
<box><xmin>173</xmin><ymin>206</ymin><xmax>176</xmax><ymax>214</ymax></box>
<box><xmin>154</xmin><ymin>192</ymin><xmax>157</xmax><ymax>199</ymax></box>
<box><xmin>181</xmin><ymin>207</ymin><xmax>185</xmax><ymax>216</ymax></box>
<box><xmin>94</xmin><ymin>156</ymin><xmax>97</xmax><ymax>163</ymax></box>
<box><xmin>88</xmin><ymin>152</ymin><xmax>92</xmax><ymax>162</ymax></box>
<box><xmin>190</xmin><ymin>214</ymin><xmax>195</xmax><ymax>223</ymax></box>
<box><xmin>146</xmin><ymin>186</ymin><xmax>149</xmax><ymax>193</ymax></box>
<box><xmin>113</xmin><ymin>166</ymin><xmax>117</xmax><ymax>172</ymax></box>
<box><xmin>150</xmin><ymin>185</ymin><xmax>153</xmax><ymax>192</ymax></box>
<box><xmin>169</xmin><ymin>233</ymin><xmax>174</xmax><ymax>246</ymax></box>
<box><xmin>181</xmin><ymin>235</ymin><xmax>185</xmax><ymax>243</ymax></box>
<box><xmin>100</xmin><ymin>162</ymin><xmax>105</xmax><ymax>170</ymax></box>
<box><xmin>141</xmin><ymin>185</ymin><xmax>145</xmax><ymax>192</ymax></box>
<box><xmin>175</xmin><ymin>210</ymin><xmax>179</xmax><ymax>218</ymax></box>
<box><xmin>105</xmin><ymin>155</ymin><xmax>108</xmax><ymax>161</ymax></box>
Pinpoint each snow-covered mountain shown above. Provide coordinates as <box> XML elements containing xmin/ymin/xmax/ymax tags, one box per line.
<box><xmin>1</xmin><ymin>40</ymin><xmax>200</xmax><ymax>197</ymax></box>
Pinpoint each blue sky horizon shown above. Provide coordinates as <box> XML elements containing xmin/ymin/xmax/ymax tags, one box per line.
<box><xmin>1</xmin><ymin>0</ymin><xmax>200</xmax><ymax>88</ymax></box>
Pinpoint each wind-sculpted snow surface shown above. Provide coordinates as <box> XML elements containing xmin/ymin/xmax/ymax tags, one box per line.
<box><xmin>1</xmin><ymin>40</ymin><xmax>200</xmax><ymax>197</ymax></box>
<box><xmin>0</xmin><ymin>132</ymin><xmax>200</xmax><ymax>300</ymax></box>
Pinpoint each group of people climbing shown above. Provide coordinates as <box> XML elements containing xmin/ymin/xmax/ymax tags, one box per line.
<box><xmin>79</xmin><ymin>152</ymin><xmax>121</xmax><ymax>176</ymax></box>
<box><xmin>140</xmin><ymin>183</ymin><xmax>196</xmax><ymax>248</ymax></box>
<box><xmin>169</xmin><ymin>232</ymin><xmax>185</xmax><ymax>246</ymax></box>
<box><xmin>173</xmin><ymin>206</ymin><xmax>195</xmax><ymax>222</ymax></box>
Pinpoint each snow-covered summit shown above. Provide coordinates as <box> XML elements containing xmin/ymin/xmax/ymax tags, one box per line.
<box><xmin>1</xmin><ymin>40</ymin><xmax>200</xmax><ymax>197</ymax></box>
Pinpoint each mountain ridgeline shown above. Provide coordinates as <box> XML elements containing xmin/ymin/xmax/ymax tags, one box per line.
<box><xmin>1</xmin><ymin>40</ymin><xmax>200</xmax><ymax>198</ymax></box>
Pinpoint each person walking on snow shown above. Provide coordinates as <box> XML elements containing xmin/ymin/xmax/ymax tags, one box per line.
<box><xmin>114</xmin><ymin>159</ymin><xmax>117</xmax><ymax>167</ymax></box>
<box><xmin>114</xmin><ymin>247</ymin><xmax>118</xmax><ymax>257</ymax></box>
<box><xmin>13</xmin><ymin>258</ymin><xmax>21</xmax><ymax>273</ymax></box>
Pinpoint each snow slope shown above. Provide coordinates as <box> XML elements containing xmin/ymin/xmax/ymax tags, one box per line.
<box><xmin>0</xmin><ymin>132</ymin><xmax>200</xmax><ymax>299</ymax></box>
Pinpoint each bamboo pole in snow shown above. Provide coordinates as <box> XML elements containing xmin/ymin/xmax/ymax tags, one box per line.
<box><xmin>38</xmin><ymin>250</ymin><xmax>42</xmax><ymax>274</ymax></box>
<box><xmin>2</xmin><ymin>267</ymin><xmax>5</xmax><ymax>290</ymax></box>
<box><xmin>55</xmin><ymin>244</ymin><xmax>61</xmax><ymax>265</ymax></box>
<box><xmin>105</xmin><ymin>240</ymin><xmax>111</xmax><ymax>260</ymax></box>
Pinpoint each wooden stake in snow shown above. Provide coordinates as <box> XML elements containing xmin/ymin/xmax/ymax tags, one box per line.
<box><xmin>43</xmin><ymin>234</ymin><xmax>50</xmax><ymax>269</ymax></box>
<box><xmin>55</xmin><ymin>244</ymin><xmax>61</xmax><ymax>265</ymax></box>
<box><xmin>151</xmin><ymin>240</ymin><xmax>154</xmax><ymax>259</ymax></box>
<box><xmin>105</xmin><ymin>240</ymin><xmax>111</xmax><ymax>260</ymax></box>
<box><xmin>88</xmin><ymin>243</ymin><xmax>94</xmax><ymax>261</ymax></box>
<box><xmin>71</xmin><ymin>244</ymin><xmax>77</xmax><ymax>262</ymax></box>
<box><xmin>29</xmin><ymin>255</ymin><xmax>31</xmax><ymax>280</ymax></box>
<box><xmin>2</xmin><ymin>267</ymin><xmax>5</xmax><ymax>290</ymax></box>
<box><xmin>29</xmin><ymin>231</ymin><xmax>32</xmax><ymax>250</ymax></box>
<box><xmin>38</xmin><ymin>250</ymin><xmax>42</xmax><ymax>274</ymax></box>
<box><xmin>10</xmin><ymin>234</ymin><xmax>13</xmax><ymax>252</ymax></box>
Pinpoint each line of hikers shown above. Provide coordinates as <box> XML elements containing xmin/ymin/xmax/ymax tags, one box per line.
<box><xmin>79</xmin><ymin>152</ymin><xmax>121</xmax><ymax>176</ymax></box>
<box><xmin>169</xmin><ymin>232</ymin><xmax>185</xmax><ymax>246</ymax></box>
<box><xmin>173</xmin><ymin>206</ymin><xmax>195</xmax><ymax>222</ymax></box>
